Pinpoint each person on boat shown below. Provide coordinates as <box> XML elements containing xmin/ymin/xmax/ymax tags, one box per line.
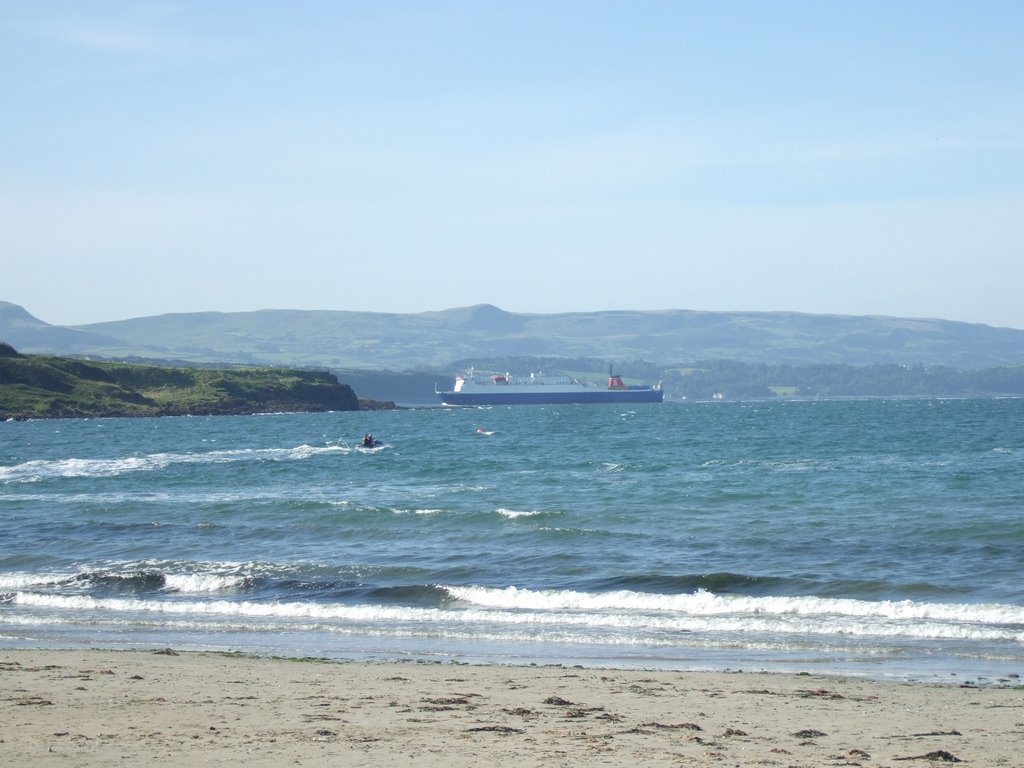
<box><xmin>362</xmin><ymin>433</ymin><xmax>376</xmax><ymax>447</ymax></box>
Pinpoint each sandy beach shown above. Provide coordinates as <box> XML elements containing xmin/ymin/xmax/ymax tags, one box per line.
<box><xmin>1</xmin><ymin>649</ymin><xmax>1021</xmax><ymax>766</ymax></box>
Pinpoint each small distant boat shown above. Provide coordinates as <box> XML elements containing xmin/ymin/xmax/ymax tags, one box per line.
<box><xmin>712</xmin><ymin>392</ymin><xmax>725</xmax><ymax>400</ymax></box>
<box><xmin>436</xmin><ymin>367</ymin><xmax>663</xmax><ymax>406</ymax></box>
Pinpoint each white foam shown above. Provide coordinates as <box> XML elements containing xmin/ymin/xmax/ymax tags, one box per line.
<box><xmin>163</xmin><ymin>574</ymin><xmax>248</xmax><ymax>593</ymax></box>
<box><xmin>0</xmin><ymin>444</ymin><xmax>349</xmax><ymax>482</ymax></box>
<box><xmin>0</xmin><ymin>572</ymin><xmax>67</xmax><ymax>589</ymax></box>
<box><xmin>12</xmin><ymin>591</ymin><xmax>1023</xmax><ymax>644</ymax></box>
<box><xmin>497</xmin><ymin>508</ymin><xmax>546</xmax><ymax>519</ymax></box>
<box><xmin>444</xmin><ymin>586</ymin><xmax>1024</xmax><ymax>627</ymax></box>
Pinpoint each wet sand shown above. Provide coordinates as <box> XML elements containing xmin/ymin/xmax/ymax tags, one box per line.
<box><xmin>2</xmin><ymin>649</ymin><xmax>1022</xmax><ymax>766</ymax></box>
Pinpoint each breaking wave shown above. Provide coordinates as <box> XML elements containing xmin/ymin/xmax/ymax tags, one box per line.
<box><xmin>8</xmin><ymin>586</ymin><xmax>1023</xmax><ymax>645</ymax></box>
<box><xmin>0</xmin><ymin>444</ymin><xmax>351</xmax><ymax>482</ymax></box>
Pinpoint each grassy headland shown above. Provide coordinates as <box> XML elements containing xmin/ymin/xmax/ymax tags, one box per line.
<box><xmin>0</xmin><ymin>343</ymin><xmax>367</xmax><ymax>419</ymax></box>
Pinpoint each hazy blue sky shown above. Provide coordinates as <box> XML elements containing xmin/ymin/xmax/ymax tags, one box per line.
<box><xmin>3</xmin><ymin>1</ymin><xmax>1023</xmax><ymax>328</ymax></box>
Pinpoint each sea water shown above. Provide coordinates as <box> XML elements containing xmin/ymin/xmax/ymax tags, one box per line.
<box><xmin>2</xmin><ymin>399</ymin><xmax>1022</xmax><ymax>683</ymax></box>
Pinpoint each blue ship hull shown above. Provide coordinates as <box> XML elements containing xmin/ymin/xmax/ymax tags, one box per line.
<box><xmin>438</xmin><ymin>387</ymin><xmax>663</xmax><ymax>406</ymax></box>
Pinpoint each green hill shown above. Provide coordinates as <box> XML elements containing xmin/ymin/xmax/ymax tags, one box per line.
<box><xmin>4</xmin><ymin>301</ymin><xmax>1024</xmax><ymax>370</ymax></box>
<box><xmin>0</xmin><ymin>344</ymin><xmax>360</xmax><ymax>419</ymax></box>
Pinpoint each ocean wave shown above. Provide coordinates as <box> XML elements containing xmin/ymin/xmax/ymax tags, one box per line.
<box><xmin>0</xmin><ymin>444</ymin><xmax>349</xmax><ymax>482</ymax></box>
<box><xmin>0</xmin><ymin>572</ymin><xmax>69</xmax><ymax>590</ymax></box>
<box><xmin>0</xmin><ymin>563</ymin><xmax>266</xmax><ymax>595</ymax></box>
<box><xmin>497</xmin><ymin>508</ymin><xmax>556</xmax><ymax>519</ymax></box>
<box><xmin>1</xmin><ymin>561</ymin><xmax>450</xmax><ymax>603</ymax></box>
<box><xmin>443</xmin><ymin>585</ymin><xmax>1024</xmax><ymax>626</ymax></box>
<box><xmin>0</xmin><ymin>456</ymin><xmax>164</xmax><ymax>481</ymax></box>
<box><xmin>587</xmin><ymin>572</ymin><xmax>789</xmax><ymax>595</ymax></box>
<box><xmin>0</xmin><ymin>612</ymin><xmax>945</xmax><ymax>657</ymax></box>
<box><xmin>10</xmin><ymin>591</ymin><xmax>1023</xmax><ymax>644</ymax></box>
<box><xmin>163</xmin><ymin>573</ymin><xmax>251</xmax><ymax>593</ymax></box>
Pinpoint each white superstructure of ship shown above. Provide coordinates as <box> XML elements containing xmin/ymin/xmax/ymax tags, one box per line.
<box><xmin>436</xmin><ymin>367</ymin><xmax>663</xmax><ymax>405</ymax></box>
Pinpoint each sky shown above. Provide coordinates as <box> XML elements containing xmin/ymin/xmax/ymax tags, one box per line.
<box><xmin>2</xmin><ymin>1</ymin><xmax>1023</xmax><ymax>329</ymax></box>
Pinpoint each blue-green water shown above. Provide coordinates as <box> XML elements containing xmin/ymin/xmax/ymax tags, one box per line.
<box><xmin>2</xmin><ymin>399</ymin><xmax>1022</xmax><ymax>682</ymax></box>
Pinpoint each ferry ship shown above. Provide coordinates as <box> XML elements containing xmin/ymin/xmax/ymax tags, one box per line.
<box><xmin>436</xmin><ymin>368</ymin><xmax>663</xmax><ymax>406</ymax></box>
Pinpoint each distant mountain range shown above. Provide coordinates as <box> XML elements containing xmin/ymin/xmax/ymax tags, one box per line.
<box><xmin>3</xmin><ymin>300</ymin><xmax>1024</xmax><ymax>370</ymax></box>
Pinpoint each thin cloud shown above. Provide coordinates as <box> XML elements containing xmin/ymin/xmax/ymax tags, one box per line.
<box><xmin>29</xmin><ymin>3</ymin><xmax>184</xmax><ymax>53</ymax></box>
